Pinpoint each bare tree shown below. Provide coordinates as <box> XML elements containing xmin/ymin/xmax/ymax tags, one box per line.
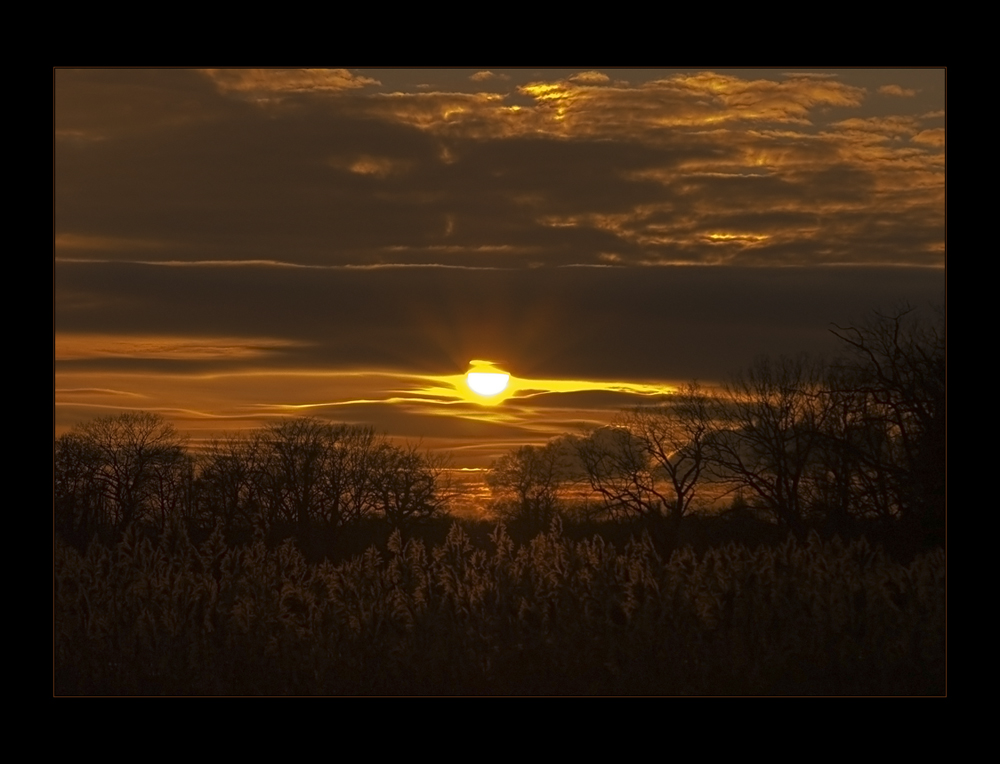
<box><xmin>487</xmin><ymin>443</ymin><xmax>568</xmax><ymax>527</ymax></box>
<box><xmin>574</xmin><ymin>383</ymin><xmax>714</xmax><ymax>524</ymax></box>
<box><xmin>707</xmin><ymin>355</ymin><xmax>827</xmax><ymax>537</ymax></box>
<box><xmin>262</xmin><ymin>418</ymin><xmax>332</xmax><ymax>532</ymax></box>
<box><xmin>195</xmin><ymin>430</ymin><xmax>269</xmax><ymax>536</ymax></box>
<box><xmin>260</xmin><ymin>419</ymin><xmax>388</xmax><ymax>531</ymax></box>
<box><xmin>829</xmin><ymin>304</ymin><xmax>945</xmax><ymax>541</ymax></box>
<box><xmin>372</xmin><ymin>444</ymin><xmax>450</xmax><ymax>527</ymax></box>
<box><xmin>63</xmin><ymin>412</ymin><xmax>186</xmax><ymax>534</ymax></box>
<box><xmin>149</xmin><ymin>448</ymin><xmax>195</xmax><ymax>534</ymax></box>
<box><xmin>211</xmin><ymin>418</ymin><xmax>449</xmax><ymax>535</ymax></box>
<box><xmin>329</xmin><ymin>425</ymin><xmax>391</xmax><ymax>525</ymax></box>
<box><xmin>810</xmin><ymin>363</ymin><xmax>908</xmax><ymax>532</ymax></box>
<box><xmin>615</xmin><ymin>382</ymin><xmax>714</xmax><ymax>522</ymax></box>
<box><xmin>55</xmin><ymin>431</ymin><xmax>104</xmax><ymax>546</ymax></box>
<box><xmin>576</xmin><ymin>426</ymin><xmax>666</xmax><ymax>521</ymax></box>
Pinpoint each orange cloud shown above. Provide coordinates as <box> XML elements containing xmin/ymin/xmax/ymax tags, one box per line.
<box><xmin>911</xmin><ymin>128</ymin><xmax>945</xmax><ymax>147</ymax></box>
<box><xmin>327</xmin><ymin>154</ymin><xmax>414</xmax><ymax>178</ymax></box>
<box><xmin>360</xmin><ymin>71</ymin><xmax>867</xmax><ymax>144</ymax></box>
<box><xmin>56</xmin><ymin>333</ymin><xmax>308</xmax><ymax>361</ymax></box>
<box><xmin>833</xmin><ymin>115</ymin><xmax>922</xmax><ymax>138</ymax></box>
<box><xmin>879</xmin><ymin>84</ymin><xmax>917</xmax><ymax>97</ymax></box>
<box><xmin>470</xmin><ymin>71</ymin><xmax>508</xmax><ymax>82</ymax></box>
<box><xmin>661</xmin><ymin>71</ymin><xmax>864</xmax><ymax>117</ymax></box>
<box><xmin>568</xmin><ymin>71</ymin><xmax>610</xmax><ymax>84</ymax></box>
<box><xmin>56</xmin><ymin>70</ymin><xmax>943</xmax><ymax>272</ymax></box>
<box><xmin>202</xmin><ymin>68</ymin><xmax>379</xmax><ymax>96</ymax></box>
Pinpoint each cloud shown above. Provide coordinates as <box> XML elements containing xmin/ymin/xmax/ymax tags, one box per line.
<box><xmin>832</xmin><ymin>115</ymin><xmax>922</xmax><ymax>137</ymax></box>
<box><xmin>55</xmin><ymin>333</ymin><xmax>308</xmax><ymax>361</ymax></box>
<box><xmin>328</xmin><ymin>154</ymin><xmax>414</xmax><ymax>178</ymax></box>
<box><xmin>331</xmin><ymin>76</ymin><xmax>915</xmax><ymax>269</ymax></box>
<box><xmin>664</xmin><ymin>71</ymin><xmax>865</xmax><ymax>119</ymax></box>
<box><xmin>911</xmin><ymin>128</ymin><xmax>945</xmax><ymax>147</ymax></box>
<box><xmin>56</xmin><ymin>233</ymin><xmax>166</xmax><ymax>254</ymax></box>
<box><xmin>54</xmin><ymin>70</ymin><xmax>946</xmax><ymax>459</ymax></box>
<box><xmin>202</xmin><ymin>68</ymin><xmax>380</xmax><ymax>97</ymax></box>
<box><xmin>55</xmin><ymin>69</ymin><xmax>230</xmax><ymax>140</ymax></box>
<box><xmin>360</xmin><ymin>90</ymin><xmax>514</xmax><ymax>137</ymax></box>
<box><xmin>879</xmin><ymin>84</ymin><xmax>917</xmax><ymax>97</ymax></box>
<box><xmin>568</xmin><ymin>71</ymin><xmax>610</xmax><ymax>84</ymax></box>
<box><xmin>783</xmin><ymin>72</ymin><xmax>841</xmax><ymax>79</ymax></box>
<box><xmin>55</xmin><ymin>70</ymin><xmax>943</xmax><ymax>273</ymax></box>
<box><xmin>56</xmin><ymin>260</ymin><xmax>944</xmax><ymax>382</ymax></box>
<box><xmin>470</xmin><ymin>71</ymin><xmax>509</xmax><ymax>82</ymax></box>
<box><xmin>520</xmin><ymin>70</ymin><xmax>865</xmax><ymax>130</ymax></box>
<box><xmin>358</xmin><ymin>72</ymin><xmax>867</xmax><ymax>144</ymax></box>
<box><xmin>56</xmin><ymin>388</ymin><xmax>145</xmax><ymax>397</ymax></box>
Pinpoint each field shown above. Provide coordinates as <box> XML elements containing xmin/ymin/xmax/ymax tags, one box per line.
<box><xmin>54</xmin><ymin>519</ymin><xmax>945</xmax><ymax>695</ymax></box>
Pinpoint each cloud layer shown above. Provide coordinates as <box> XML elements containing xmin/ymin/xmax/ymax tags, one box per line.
<box><xmin>55</xmin><ymin>69</ymin><xmax>945</xmax><ymax>461</ymax></box>
<box><xmin>56</xmin><ymin>69</ymin><xmax>944</xmax><ymax>270</ymax></box>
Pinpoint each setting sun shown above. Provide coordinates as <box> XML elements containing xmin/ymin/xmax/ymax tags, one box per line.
<box><xmin>467</xmin><ymin>369</ymin><xmax>510</xmax><ymax>397</ymax></box>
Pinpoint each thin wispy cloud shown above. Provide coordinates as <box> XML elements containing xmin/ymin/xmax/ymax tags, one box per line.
<box><xmin>470</xmin><ymin>71</ymin><xmax>509</xmax><ymax>82</ymax></box>
<box><xmin>202</xmin><ymin>68</ymin><xmax>380</xmax><ymax>97</ymax></box>
<box><xmin>56</xmin><ymin>333</ymin><xmax>309</xmax><ymax>361</ymax></box>
<box><xmin>879</xmin><ymin>83</ymin><xmax>918</xmax><ymax>97</ymax></box>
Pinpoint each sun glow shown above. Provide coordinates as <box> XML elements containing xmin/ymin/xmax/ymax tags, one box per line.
<box><xmin>467</xmin><ymin>372</ymin><xmax>510</xmax><ymax>397</ymax></box>
<box><xmin>404</xmin><ymin>360</ymin><xmax>682</xmax><ymax>410</ymax></box>
<box><xmin>466</xmin><ymin>361</ymin><xmax>510</xmax><ymax>398</ymax></box>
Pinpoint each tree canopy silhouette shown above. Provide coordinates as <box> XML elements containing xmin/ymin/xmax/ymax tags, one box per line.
<box><xmin>57</xmin><ymin>414</ymin><xmax>453</xmax><ymax>547</ymax></box>
<box><xmin>55</xmin><ymin>412</ymin><xmax>187</xmax><ymax>543</ymax></box>
<box><xmin>828</xmin><ymin>304</ymin><xmax>945</xmax><ymax>543</ymax></box>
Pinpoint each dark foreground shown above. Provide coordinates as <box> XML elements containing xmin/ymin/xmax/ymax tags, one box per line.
<box><xmin>54</xmin><ymin>521</ymin><xmax>945</xmax><ymax>695</ymax></box>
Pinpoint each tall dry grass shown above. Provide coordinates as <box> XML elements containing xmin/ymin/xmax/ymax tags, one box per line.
<box><xmin>55</xmin><ymin>520</ymin><xmax>944</xmax><ymax>694</ymax></box>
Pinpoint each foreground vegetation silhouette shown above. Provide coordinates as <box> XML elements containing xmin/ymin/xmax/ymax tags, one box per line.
<box><xmin>489</xmin><ymin>305</ymin><xmax>945</xmax><ymax>554</ymax></box>
<box><xmin>54</xmin><ymin>305</ymin><xmax>944</xmax><ymax>694</ymax></box>
<box><xmin>55</xmin><ymin>520</ymin><xmax>943</xmax><ymax>695</ymax></box>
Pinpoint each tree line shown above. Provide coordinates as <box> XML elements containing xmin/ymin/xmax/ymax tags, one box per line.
<box><xmin>487</xmin><ymin>305</ymin><xmax>945</xmax><ymax>547</ymax></box>
<box><xmin>55</xmin><ymin>304</ymin><xmax>944</xmax><ymax>551</ymax></box>
<box><xmin>55</xmin><ymin>416</ymin><xmax>449</xmax><ymax>548</ymax></box>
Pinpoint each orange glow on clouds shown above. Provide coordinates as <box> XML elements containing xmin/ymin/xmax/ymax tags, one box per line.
<box><xmin>416</xmin><ymin>361</ymin><xmax>678</xmax><ymax>411</ymax></box>
<box><xmin>55</xmin><ymin>333</ymin><xmax>306</xmax><ymax>361</ymax></box>
<box><xmin>55</xmin><ymin>361</ymin><xmax>686</xmax><ymax>468</ymax></box>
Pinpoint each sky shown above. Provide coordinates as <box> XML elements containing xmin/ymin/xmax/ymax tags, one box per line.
<box><xmin>55</xmin><ymin>68</ymin><xmax>945</xmax><ymax>476</ymax></box>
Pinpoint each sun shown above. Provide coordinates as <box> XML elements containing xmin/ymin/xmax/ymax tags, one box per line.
<box><xmin>467</xmin><ymin>372</ymin><xmax>510</xmax><ymax>396</ymax></box>
<box><xmin>466</xmin><ymin>361</ymin><xmax>510</xmax><ymax>398</ymax></box>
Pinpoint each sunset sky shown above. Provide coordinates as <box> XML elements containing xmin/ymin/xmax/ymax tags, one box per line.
<box><xmin>55</xmin><ymin>68</ymin><xmax>945</xmax><ymax>473</ymax></box>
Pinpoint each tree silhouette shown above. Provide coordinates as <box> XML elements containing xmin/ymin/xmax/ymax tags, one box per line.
<box><xmin>487</xmin><ymin>443</ymin><xmax>567</xmax><ymax>528</ymax></box>
<box><xmin>576</xmin><ymin>426</ymin><xmax>668</xmax><ymax>521</ymax></box>
<box><xmin>829</xmin><ymin>304</ymin><xmax>945</xmax><ymax>544</ymax></box>
<box><xmin>612</xmin><ymin>382</ymin><xmax>713</xmax><ymax>522</ymax></box>
<box><xmin>195</xmin><ymin>418</ymin><xmax>450</xmax><ymax>536</ymax></box>
<box><xmin>262</xmin><ymin>418</ymin><xmax>332</xmax><ymax>532</ymax></box>
<box><xmin>56</xmin><ymin>412</ymin><xmax>186</xmax><ymax>538</ymax></box>
<box><xmin>373</xmin><ymin>444</ymin><xmax>450</xmax><ymax>527</ymax></box>
<box><xmin>54</xmin><ymin>431</ymin><xmax>104</xmax><ymax>547</ymax></box>
<box><xmin>195</xmin><ymin>431</ymin><xmax>269</xmax><ymax>536</ymax></box>
<box><xmin>707</xmin><ymin>355</ymin><xmax>827</xmax><ymax>537</ymax></box>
